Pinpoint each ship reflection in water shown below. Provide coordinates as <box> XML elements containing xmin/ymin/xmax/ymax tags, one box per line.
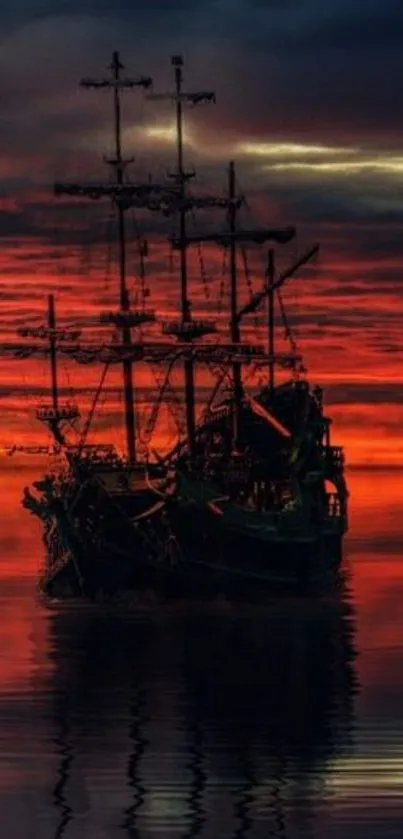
<box><xmin>3</xmin><ymin>471</ymin><xmax>403</xmax><ymax>838</ymax></box>
<box><xmin>42</xmin><ymin>580</ymin><xmax>357</xmax><ymax>839</ymax></box>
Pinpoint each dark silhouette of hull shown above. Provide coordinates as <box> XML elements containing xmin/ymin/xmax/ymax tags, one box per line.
<box><xmin>37</xmin><ymin>502</ymin><xmax>344</xmax><ymax>600</ymax></box>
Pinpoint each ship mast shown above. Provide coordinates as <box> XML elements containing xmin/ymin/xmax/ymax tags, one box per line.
<box><xmin>147</xmin><ymin>56</ymin><xmax>216</xmax><ymax>461</ymax></box>
<box><xmin>174</xmin><ymin>56</ymin><xmax>196</xmax><ymax>459</ymax></box>
<box><xmin>79</xmin><ymin>51</ymin><xmax>153</xmax><ymax>463</ymax></box>
<box><xmin>54</xmin><ymin>52</ymin><xmax>157</xmax><ymax>464</ymax></box>
<box><xmin>111</xmin><ymin>51</ymin><xmax>136</xmax><ymax>463</ymax></box>
<box><xmin>228</xmin><ymin>161</ymin><xmax>243</xmax><ymax>447</ymax></box>
<box><xmin>238</xmin><ymin>246</ymin><xmax>319</xmax><ymax>324</ymax></box>
<box><xmin>42</xmin><ymin>293</ymin><xmax>80</xmax><ymax>445</ymax></box>
<box><xmin>170</xmin><ymin>176</ymin><xmax>296</xmax><ymax>448</ymax></box>
<box><xmin>11</xmin><ymin>296</ymin><xmax>80</xmax><ymax>446</ymax></box>
<box><xmin>267</xmin><ymin>248</ymin><xmax>275</xmax><ymax>395</ymax></box>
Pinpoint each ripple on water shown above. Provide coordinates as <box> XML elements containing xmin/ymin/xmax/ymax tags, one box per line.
<box><xmin>0</xmin><ymin>468</ymin><xmax>403</xmax><ymax>837</ymax></box>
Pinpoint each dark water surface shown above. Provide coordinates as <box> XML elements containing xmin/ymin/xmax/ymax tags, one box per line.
<box><xmin>1</xmin><ymin>467</ymin><xmax>402</xmax><ymax>838</ymax></box>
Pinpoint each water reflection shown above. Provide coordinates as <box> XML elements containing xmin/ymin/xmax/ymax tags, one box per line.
<box><xmin>183</xmin><ymin>695</ymin><xmax>207</xmax><ymax>839</ymax></box>
<box><xmin>121</xmin><ymin>657</ymin><xmax>149</xmax><ymax>836</ymax></box>
<box><xmin>52</xmin><ymin>689</ymin><xmax>74</xmax><ymax>839</ymax></box>
<box><xmin>44</xmin><ymin>578</ymin><xmax>357</xmax><ymax>838</ymax></box>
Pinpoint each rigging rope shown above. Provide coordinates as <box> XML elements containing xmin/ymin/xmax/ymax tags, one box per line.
<box><xmin>104</xmin><ymin>206</ymin><xmax>115</xmax><ymax>291</ymax></box>
<box><xmin>77</xmin><ymin>362</ymin><xmax>110</xmax><ymax>454</ymax></box>
<box><xmin>203</xmin><ymin>365</ymin><xmax>229</xmax><ymax>414</ymax></box>
<box><xmin>240</xmin><ymin>247</ymin><xmax>260</xmax><ymax>329</ymax></box>
<box><xmin>147</xmin><ymin>361</ymin><xmax>186</xmax><ymax>438</ymax></box>
<box><xmin>80</xmin><ymin>203</ymin><xmax>94</xmax><ymax>278</ymax></box>
<box><xmin>276</xmin><ymin>287</ymin><xmax>304</xmax><ymax>377</ymax></box>
<box><xmin>128</xmin><ymin>205</ymin><xmax>151</xmax><ymax>310</ymax></box>
<box><xmin>217</xmin><ymin>249</ymin><xmax>227</xmax><ymax>316</ymax></box>
<box><xmin>231</xmin><ymin>168</ymin><xmax>259</xmax><ymax>329</ymax></box>
<box><xmin>138</xmin><ymin>357</ymin><xmax>177</xmax><ymax>450</ymax></box>
<box><xmin>191</xmin><ymin>208</ymin><xmax>211</xmax><ymax>302</ymax></box>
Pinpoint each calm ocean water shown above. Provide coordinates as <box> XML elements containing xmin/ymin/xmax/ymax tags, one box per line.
<box><xmin>1</xmin><ymin>466</ymin><xmax>402</xmax><ymax>838</ymax></box>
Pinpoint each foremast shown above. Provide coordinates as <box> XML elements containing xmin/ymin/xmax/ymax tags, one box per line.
<box><xmin>55</xmin><ymin>51</ymin><xmax>155</xmax><ymax>463</ymax></box>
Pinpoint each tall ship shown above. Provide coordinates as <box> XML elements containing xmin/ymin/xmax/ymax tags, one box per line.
<box><xmin>0</xmin><ymin>52</ymin><xmax>348</xmax><ymax>597</ymax></box>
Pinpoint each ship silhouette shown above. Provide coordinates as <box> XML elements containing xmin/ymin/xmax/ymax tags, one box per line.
<box><xmin>0</xmin><ymin>51</ymin><xmax>348</xmax><ymax>597</ymax></box>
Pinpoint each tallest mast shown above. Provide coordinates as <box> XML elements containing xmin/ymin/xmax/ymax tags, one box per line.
<box><xmin>172</xmin><ymin>56</ymin><xmax>189</xmax><ymax>324</ymax></box>
<box><xmin>173</xmin><ymin>56</ymin><xmax>196</xmax><ymax>459</ymax></box>
<box><xmin>147</xmin><ymin>56</ymin><xmax>216</xmax><ymax>461</ymax></box>
<box><xmin>228</xmin><ymin>161</ymin><xmax>242</xmax><ymax>447</ymax></box>
<box><xmin>112</xmin><ymin>52</ymin><xmax>135</xmax><ymax>461</ymax></box>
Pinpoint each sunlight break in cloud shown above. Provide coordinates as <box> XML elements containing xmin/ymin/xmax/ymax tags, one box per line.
<box><xmin>234</xmin><ymin>141</ymin><xmax>403</xmax><ymax>177</ymax></box>
<box><xmin>136</xmin><ymin>122</ymin><xmax>194</xmax><ymax>146</ymax></box>
<box><xmin>235</xmin><ymin>142</ymin><xmax>358</xmax><ymax>157</ymax></box>
<box><xmin>267</xmin><ymin>158</ymin><xmax>403</xmax><ymax>174</ymax></box>
<box><xmin>141</xmin><ymin>123</ymin><xmax>178</xmax><ymax>143</ymax></box>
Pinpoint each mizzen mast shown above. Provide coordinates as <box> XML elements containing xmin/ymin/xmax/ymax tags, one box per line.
<box><xmin>173</xmin><ymin>158</ymin><xmax>296</xmax><ymax>448</ymax></box>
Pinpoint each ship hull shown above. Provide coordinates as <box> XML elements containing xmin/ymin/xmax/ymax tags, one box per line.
<box><xmin>29</xmin><ymin>463</ymin><xmax>173</xmax><ymax>598</ymax></box>
<box><xmin>38</xmin><ymin>495</ymin><xmax>174</xmax><ymax>599</ymax></box>
<box><xmin>159</xmin><ymin>466</ymin><xmax>347</xmax><ymax>593</ymax></box>
<box><xmin>32</xmin><ymin>449</ymin><xmax>347</xmax><ymax>598</ymax></box>
<box><xmin>167</xmin><ymin>503</ymin><xmax>344</xmax><ymax>591</ymax></box>
<box><xmin>38</xmin><ymin>492</ymin><xmax>345</xmax><ymax>599</ymax></box>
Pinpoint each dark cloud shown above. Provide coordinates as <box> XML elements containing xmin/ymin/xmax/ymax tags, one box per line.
<box><xmin>0</xmin><ymin>7</ymin><xmax>401</xmax><ymax>362</ymax></box>
<box><xmin>301</xmin><ymin>2</ymin><xmax>403</xmax><ymax>51</ymax></box>
<box><xmin>0</xmin><ymin>209</ymin><xmax>46</xmax><ymax>239</ymax></box>
<box><xmin>1</xmin><ymin>0</ymin><xmax>403</xmax><ymax>151</ymax></box>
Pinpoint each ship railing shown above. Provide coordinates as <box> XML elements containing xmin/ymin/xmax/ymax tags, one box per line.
<box><xmin>326</xmin><ymin>491</ymin><xmax>341</xmax><ymax>518</ymax></box>
<box><xmin>162</xmin><ymin>319</ymin><xmax>217</xmax><ymax>340</ymax></box>
<box><xmin>323</xmin><ymin>445</ymin><xmax>344</xmax><ymax>470</ymax></box>
<box><xmin>100</xmin><ymin>309</ymin><xmax>156</xmax><ymax>327</ymax></box>
<box><xmin>36</xmin><ymin>402</ymin><xmax>80</xmax><ymax>423</ymax></box>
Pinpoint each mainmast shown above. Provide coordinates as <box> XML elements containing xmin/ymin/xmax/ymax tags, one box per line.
<box><xmin>174</xmin><ymin>56</ymin><xmax>196</xmax><ymax>459</ymax></box>
<box><xmin>147</xmin><ymin>55</ymin><xmax>216</xmax><ymax>461</ymax></box>
<box><xmin>111</xmin><ymin>51</ymin><xmax>136</xmax><ymax>463</ymax></box>
<box><xmin>228</xmin><ymin>161</ymin><xmax>242</xmax><ymax>447</ymax></box>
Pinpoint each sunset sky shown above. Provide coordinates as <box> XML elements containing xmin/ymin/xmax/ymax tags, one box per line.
<box><xmin>1</xmin><ymin>0</ymin><xmax>403</xmax><ymax>466</ymax></box>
